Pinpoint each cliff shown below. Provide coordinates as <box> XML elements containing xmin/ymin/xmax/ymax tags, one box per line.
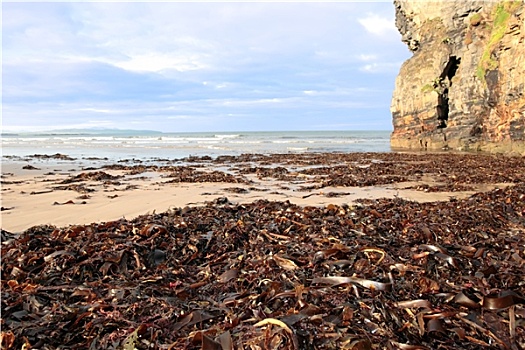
<box><xmin>390</xmin><ymin>0</ymin><xmax>525</xmax><ymax>153</ymax></box>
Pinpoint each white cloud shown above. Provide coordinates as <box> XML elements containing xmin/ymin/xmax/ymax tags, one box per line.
<box><xmin>167</xmin><ymin>115</ymin><xmax>192</xmax><ymax>120</ymax></box>
<box><xmin>357</xmin><ymin>54</ymin><xmax>378</xmax><ymax>62</ymax></box>
<box><xmin>113</xmin><ymin>53</ymin><xmax>210</xmax><ymax>73</ymax></box>
<box><xmin>360</xmin><ymin>62</ymin><xmax>402</xmax><ymax>73</ymax></box>
<box><xmin>2</xmin><ymin>2</ymin><xmax>410</xmax><ymax>132</ymax></box>
<box><xmin>203</xmin><ymin>81</ymin><xmax>231</xmax><ymax>89</ymax></box>
<box><xmin>302</xmin><ymin>88</ymin><xmax>376</xmax><ymax>97</ymax></box>
<box><xmin>358</xmin><ymin>13</ymin><xmax>397</xmax><ymax>36</ymax></box>
<box><xmin>75</xmin><ymin>108</ymin><xmax>113</xmax><ymax>114</ymax></box>
<box><xmin>4</xmin><ymin>3</ymin><xmax>402</xmax><ymax>77</ymax></box>
<box><xmin>220</xmin><ymin>97</ymin><xmax>301</xmax><ymax>107</ymax></box>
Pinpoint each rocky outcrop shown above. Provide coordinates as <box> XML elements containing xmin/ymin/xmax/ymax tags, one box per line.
<box><xmin>390</xmin><ymin>1</ymin><xmax>525</xmax><ymax>153</ymax></box>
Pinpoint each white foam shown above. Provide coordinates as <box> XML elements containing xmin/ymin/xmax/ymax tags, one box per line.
<box><xmin>287</xmin><ymin>147</ymin><xmax>309</xmax><ymax>151</ymax></box>
<box><xmin>215</xmin><ymin>134</ymin><xmax>241</xmax><ymax>139</ymax></box>
<box><xmin>1</xmin><ymin>131</ymin><xmax>391</xmax><ymax>160</ymax></box>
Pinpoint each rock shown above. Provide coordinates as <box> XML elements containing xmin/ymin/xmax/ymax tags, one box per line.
<box><xmin>391</xmin><ymin>1</ymin><xmax>525</xmax><ymax>154</ymax></box>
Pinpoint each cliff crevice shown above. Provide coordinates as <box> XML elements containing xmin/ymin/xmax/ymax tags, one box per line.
<box><xmin>391</xmin><ymin>0</ymin><xmax>525</xmax><ymax>154</ymax></box>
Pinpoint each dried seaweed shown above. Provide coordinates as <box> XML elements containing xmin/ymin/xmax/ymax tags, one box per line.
<box><xmin>162</xmin><ymin>167</ymin><xmax>249</xmax><ymax>184</ymax></box>
<box><xmin>60</xmin><ymin>171</ymin><xmax>123</xmax><ymax>184</ymax></box>
<box><xmin>2</xmin><ymin>177</ymin><xmax>524</xmax><ymax>349</ymax></box>
<box><xmin>53</xmin><ymin>184</ymin><xmax>96</xmax><ymax>193</ymax></box>
<box><xmin>29</xmin><ymin>153</ymin><xmax>76</xmax><ymax>161</ymax></box>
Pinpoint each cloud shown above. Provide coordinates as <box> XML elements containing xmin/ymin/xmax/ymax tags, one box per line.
<box><xmin>358</xmin><ymin>13</ymin><xmax>397</xmax><ymax>36</ymax></box>
<box><xmin>359</xmin><ymin>62</ymin><xmax>403</xmax><ymax>74</ymax></box>
<box><xmin>357</xmin><ymin>54</ymin><xmax>378</xmax><ymax>62</ymax></box>
<box><xmin>113</xmin><ymin>53</ymin><xmax>210</xmax><ymax>73</ymax></box>
<box><xmin>75</xmin><ymin>108</ymin><xmax>113</xmax><ymax>114</ymax></box>
<box><xmin>2</xmin><ymin>2</ymin><xmax>410</xmax><ymax>132</ymax></box>
<box><xmin>167</xmin><ymin>115</ymin><xmax>192</xmax><ymax>120</ymax></box>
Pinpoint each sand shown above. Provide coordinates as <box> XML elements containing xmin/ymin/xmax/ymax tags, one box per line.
<box><xmin>3</xmin><ymin>152</ymin><xmax>524</xmax><ymax>349</ymax></box>
<box><xmin>1</xmin><ymin>153</ymin><xmax>510</xmax><ymax>233</ymax></box>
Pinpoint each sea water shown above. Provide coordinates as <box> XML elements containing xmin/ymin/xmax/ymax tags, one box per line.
<box><xmin>1</xmin><ymin>130</ymin><xmax>391</xmax><ymax>161</ymax></box>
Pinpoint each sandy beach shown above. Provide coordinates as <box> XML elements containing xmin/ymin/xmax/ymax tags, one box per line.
<box><xmin>1</xmin><ymin>152</ymin><xmax>517</xmax><ymax>233</ymax></box>
<box><xmin>3</xmin><ymin>0</ymin><xmax>525</xmax><ymax>347</ymax></box>
<box><xmin>2</xmin><ymin>152</ymin><xmax>524</xmax><ymax>349</ymax></box>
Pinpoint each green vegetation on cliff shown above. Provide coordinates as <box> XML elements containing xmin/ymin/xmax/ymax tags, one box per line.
<box><xmin>469</xmin><ymin>13</ymin><xmax>482</xmax><ymax>27</ymax></box>
<box><xmin>476</xmin><ymin>1</ymin><xmax>521</xmax><ymax>83</ymax></box>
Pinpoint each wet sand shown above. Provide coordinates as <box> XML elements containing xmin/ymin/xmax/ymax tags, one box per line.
<box><xmin>1</xmin><ymin>152</ymin><xmax>521</xmax><ymax>232</ymax></box>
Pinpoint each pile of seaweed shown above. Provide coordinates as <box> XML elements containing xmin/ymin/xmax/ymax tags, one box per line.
<box><xmin>106</xmin><ymin>152</ymin><xmax>525</xmax><ymax>191</ymax></box>
<box><xmin>1</xmin><ymin>184</ymin><xmax>524</xmax><ymax>349</ymax></box>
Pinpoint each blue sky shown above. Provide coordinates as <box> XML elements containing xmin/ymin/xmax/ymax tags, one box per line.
<box><xmin>2</xmin><ymin>1</ymin><xmax>411</xmax><ymax>133</ymax></box>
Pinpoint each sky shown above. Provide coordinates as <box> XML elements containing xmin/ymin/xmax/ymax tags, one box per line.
<box><xmin>2</xmin><ymin>1</ymin><xmax>411</xmax><ymax>133</ymax></box>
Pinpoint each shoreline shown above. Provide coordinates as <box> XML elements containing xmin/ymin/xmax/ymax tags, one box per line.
<box><xmin>2</xmin><ymin>151</ymin><xmax>523</xmax><ymax>233</ymax></box>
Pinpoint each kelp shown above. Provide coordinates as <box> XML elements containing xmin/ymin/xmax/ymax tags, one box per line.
<box><xmin>2</xmin><ymin>181</ymin><xmax>524</xmax><ymax>349</ymax></box>
<box><xmin>1</xmin><ymin>153</ymin><xmax>525</xmax><ymax>349</ymax></box>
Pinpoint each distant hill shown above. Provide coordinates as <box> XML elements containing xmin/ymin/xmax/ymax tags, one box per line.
<box><xmin>1</xmin><ymin>128</ymin><xmax>164</xmax><ymax>136</ymax></box>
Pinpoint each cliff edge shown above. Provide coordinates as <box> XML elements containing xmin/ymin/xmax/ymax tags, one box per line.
<box><xmin>390</xmin><ymin>0</ymin><xmax>525</xmax><ymax>153</ymax></box>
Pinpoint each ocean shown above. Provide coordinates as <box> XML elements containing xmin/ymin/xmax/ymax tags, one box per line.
<box><xmin>1</xmin><ymin>130</ymin><xmax>391</xmax><ymax>161</ymax></box>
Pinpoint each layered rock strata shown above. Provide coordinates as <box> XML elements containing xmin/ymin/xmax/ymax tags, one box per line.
<box><xmin>391</xmin><ymin>1</ymin><xmax>525</xmax><ymax>153</ymax></box>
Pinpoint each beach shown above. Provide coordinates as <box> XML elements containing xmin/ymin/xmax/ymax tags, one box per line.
<box><xmin>4</xmin><ymin>0</ymin><xmax>525</xmax><ymax>347</ymax></box>
<box><xmin>1</xmin><ymin>151</ymin><xmax>525</xmax><ymax>349</ymax></box>
<box><xmin>1</xmin><ymin>151</ymin><xmax>517</xmax><ymax>233</ymax></box>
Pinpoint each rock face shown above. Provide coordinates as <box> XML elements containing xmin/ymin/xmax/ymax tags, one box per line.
<box><xmin>391</xmin><ymin>0</ymin><xmax>525</xmax><ymax>153</ymax></box>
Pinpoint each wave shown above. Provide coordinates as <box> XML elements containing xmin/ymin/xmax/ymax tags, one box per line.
<box><xmin>287</xmin><ymin>147</ymin><xmax>309</xmax><ymax>152</ymax></box>
<box><xmin>214</xmin><ymin>134</ymin><xmax>242</xmax><ymax>139</ymax></box>
<box><xmin>2</xmin><ymin>130</ymin><xmax>391</xmax><ymax>159</ymax></box>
